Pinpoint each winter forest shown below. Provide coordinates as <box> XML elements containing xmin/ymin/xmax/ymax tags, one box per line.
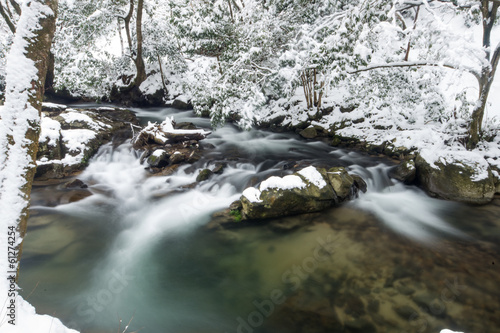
<box><xmin>1</xmin><ymin>0</ymin><xmax>500</xmax><ymax>333</ymax></box>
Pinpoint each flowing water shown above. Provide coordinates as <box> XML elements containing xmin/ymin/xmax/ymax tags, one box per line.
<box><xmin>19</xmin><ymin>107</ymin><xmax>500</xmax><ymax>333</ymax></box>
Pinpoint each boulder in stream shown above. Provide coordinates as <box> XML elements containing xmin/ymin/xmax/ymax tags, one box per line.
<box><xmin>390</xmin><ymin>158</ymin><xmax>416</xmax><ymax>184</ymax></box>
<box><xmin>415</xmin><ymin>149</ymin><xmax>496</xmax><ymax>204</ymax></box>
<box><xmin>239</xmin><ymin>166</ymin><xmax>362</xmax><ymax>220</ymax></box>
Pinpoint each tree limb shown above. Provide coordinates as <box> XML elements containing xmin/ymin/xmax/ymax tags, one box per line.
<box><xmin>0</xmin><ymin>2</ymin><xmax>16</xmax><ymax>33</ymax></box>
<box><xmin>489</xmin><ymin>41</ymin><xmax>500</xmax><ymax>82</ymax></box>
<box><xmin>9</xmin><ymin>0</ymin><xmax>21</xmax><ymax>16</ymax></box>
<box><xmin>348</xmin><ymin>61</ymin><xmax>481</xmax><ymax>84</ymax></box>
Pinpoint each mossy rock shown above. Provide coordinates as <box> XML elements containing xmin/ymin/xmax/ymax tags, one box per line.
<box><xmin>390</xmin><ymin>159</ymin><xmax>416</xmax><ymax>184</ymax></box>
<box><xmin>197</xmin><ymin>168</ymin><xmax>214</xmax><ymax>182</ymax></box>
<box><xmin>299</xmin><ymin>126</ymin><xmax>318</xmax><ymax>139</ymax></box>
<box><xmin>147</xmin><ymin>149</ymin><xmax>170</xmax><ymax>168</ymax></box>
<box><xmin>415</xmin><ymin>150</ymin><xmax>495</xmax><ymax>204</ymax></box>
<box><xmin>326</xmin><ymin>167</ymin><xmax>356</xmax><ymax>201</ymax></box>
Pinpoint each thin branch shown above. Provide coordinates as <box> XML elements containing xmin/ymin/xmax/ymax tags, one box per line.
<box><xmin>250</xmin><ymin>61</ymin><xmax>274</xmax><ymax>73</ymax></box>
<box><xmin>9</xmin><ymin>0</ymin><xmax>20</xmax><ymax>16</ymax></box>
<box><xmin>0</xmin><ymin>3</ymin><xmax>16</xmax><ymax>33</ymax></box>
<box><xmin>395</xmin><ymin>11</ymin><xmax>407</xmax><ymax>30</ymax></box>
<box><xmin>157</xmin><ymin>54</ymin><xmax>168</xmax><ymax>92</ymax></box>
<box><xmin>227</xmin><ymin>0</ymin><xmax>234</xmax><ymax>22</ymax></box>
<box><xmin>348</xmin><ymin>61</ymin><xmax>481</xmax><ymax>84</ymax></box>
<box><xmin>404</xmin><ymin>5</ymin><xmax>420</xmax><ymax>61</ymax></box>
<box><xmin>489</xmin><ymin>40</ymin><xmax>500</xmax><ymax>82</ymax></box>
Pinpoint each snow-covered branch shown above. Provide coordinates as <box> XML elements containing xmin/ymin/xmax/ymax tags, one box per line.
<box><xmin>348</xmin><ymin>61</ymin><xmax>481</xmax><ymax>84</ymax></box>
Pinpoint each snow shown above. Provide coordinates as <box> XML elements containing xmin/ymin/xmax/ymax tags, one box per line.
<box><xmin>40</xmin><ymin>114</ymin><xmax>62</xmax><ymax>147</ymax></box>
<box><xmin>0</xmin><ymin>1</ymin><xmax>78</xmax><ymax>332</ymax></box>
<box><xmin>259</xmin><ymin>175</ymin><xmax>306</xmax><ymax>191</ymax></box>
<box><xmin>153</xmin><ymin>149</ymin><xmax>166</xmax><ymax>157</ymax></box>
<box><xmin>41</xmin><ymin>102</ymin><xmax>67</xmax><ymax>110</ymax></box>
<box><xmin>61</xmin><ymin>129</ymin><xmax>96</xmax><ymax>153</ymax></box>
<box><xmin>60</xmin><ymin>111</ymin><xmax>110</xmax><ymax>130</ymax></box>
<box><xmin>243</xmin><ymin>171</ymin><xmax>312</xmax><ymax>202</ymax></box>
<box><xmin>137</xmin><ymin>117</ymin><xmax>211</xmax><ymax>145</ymax></box>
<box><xmin>298</xmin><ymin>166</ymin><xmax>327</xmax><ymax>188</ymax></box>
<box><xmin>242</xmin><ymin>187</ymin><xmax>263</xmax><ymax>203</ymax></box>
<box><xmin>420</xmin><ymin>149</ymin><xmax>491</xmax><ymax>181</ymax></box>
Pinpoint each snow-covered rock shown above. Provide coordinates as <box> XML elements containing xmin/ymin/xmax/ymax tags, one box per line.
<box><xmin>36</xmin><ymin>104</ymin><xmax>139</xmax><ymax>179</ymax></box>
<box><xmin>240</xmin><ymin>166</ymin><xmax>361</xmax><ymax>220</ymax></box>
<box><xmin>415</xmin><ymin>149</ymin><xmax>496</xmax><ymax>204</ymax></box>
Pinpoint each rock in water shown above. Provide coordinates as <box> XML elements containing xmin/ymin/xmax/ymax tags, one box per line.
<box><xmin>196</xmin><ymin>169</ymin><xmax>214</xmax><ymax>182</ymax></box>
<box><xmin>240</xmin><ymin>166</ymin><xmax>361</xmax><ymax>220</ymax></box>
<box><xmin>299</xmin><ymin>126</ymin><xmax>318</xmax><ymax>139</ymax></box>
<box><xmin>415</xmin><ymin>149</ymin><xmax>495</xmax><ymax>204</ymax></box>
<box><xmin>147</xmin><ymin>149</ymin><xmax>170</xmax><ymax>168</ymax></box>
<box><xmin>390</xmin><ymin>159</ymin><xmax>416</xmax><ymax>184</ymax></box>
<box><xmin>326</xmin><ymin>167</ymin><xmax>356</xmax><ymax>201</ymax></box>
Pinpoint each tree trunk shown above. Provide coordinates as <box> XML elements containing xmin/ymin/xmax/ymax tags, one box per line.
<box><xmin>123</xmin><ymin>0</ymin><xmax>134</xmax><ymax>55</ymax></box>
<box><xmin>467</xmin><ymin>0</ymin><xmax>500</xmax><ymax>149</ymax></box>
<box><xmin>44</xmin><ymin>50</ymin><xmax>55</xmax><ymax>93</ymax></box>
<box><xmin>467</xmin><ymin>73</ymin><xmax>489</xmax><ymax>149</ymax></box>
<box><xmin>134</xmin><ymin>0</ymin><xmax>147</xmax><ymax>87</ymax></box>
<box><xmin>0</xmin><ymin>0</ymin><xmax>58</xmax><ymax>280</ymax></box>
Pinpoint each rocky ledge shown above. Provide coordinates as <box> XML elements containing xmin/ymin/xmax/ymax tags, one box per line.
<box><xmin>36</xmin><ymin>103</ymin><xmax>139</xmax><ymax>179</ymax></box>
<box><xmin>214</xmin><ymin>166</ymin><xmax>366</xmax><ymax>225</ymax></box>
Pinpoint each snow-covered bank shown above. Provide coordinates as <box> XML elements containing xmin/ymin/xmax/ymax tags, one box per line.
<box><xmin>35</xmin><ymin>103</ymin><xmax>139</xmax><ymax>179</ymax></box>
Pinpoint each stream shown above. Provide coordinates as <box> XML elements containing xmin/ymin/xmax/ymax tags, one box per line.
<box><xmin>19</xmin><ymin>106</ymin><xmax>500</xmax><ymax>333</ymax></box>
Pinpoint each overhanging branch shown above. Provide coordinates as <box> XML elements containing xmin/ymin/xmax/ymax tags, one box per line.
<box><xmin>348</xmin><ymin>61</ymin><xmax>481</xmax><ymax>84</ymax></box>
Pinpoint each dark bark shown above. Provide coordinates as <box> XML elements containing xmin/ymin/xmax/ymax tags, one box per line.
<box><xmin>0</xmin><ymin>0</ymin><xmax>58</xmax><ymax>280</ymax></box>
<box><xmin>134</xmin><ymin>0</ymin><xmax>146</xmax><ymax>87</ymax></box>
<box><xmin>404</xmin><ymin>5</ymin><xmax>420</xmax><ymax>62</ymax></box>
<box><xmin>123</xmin><ymin>0</ymin><xmax>134</xmax><ymax>55</ymax></box>
<box><xmin>467</xmin><ymin>0</ymin><xmax>500</xmax><ymax>149</ymax></box>
<box><xmin>0</xmin><ymin>2</ymin><xmax>16</xmax><ymax>33</ymax></box>
<box><xmin>44</xmin><ymin>50</ymin><xmax>55</xmax><ymax>93</ymax></box>
<box><xmin>9</xmin><ymin>0</ymin><xmax>21</xmax><ymax>16</ymax></box>
<box><xmin>227</xmin><ymin>0</ymin><xmax>234</xmax><ymax>22</ymax></box>
<box><xmin>158</xmin><ymin>54</ymin><xmax>168</xmax><ymax>92</ymax></box>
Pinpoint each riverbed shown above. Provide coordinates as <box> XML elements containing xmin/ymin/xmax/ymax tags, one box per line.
<box><xmin>19</xmin><ymin>106</ymin><xmax>500</xmax><ymax>333</ymax></box>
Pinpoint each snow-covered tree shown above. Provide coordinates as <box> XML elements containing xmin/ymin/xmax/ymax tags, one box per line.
<box><xmin>0</xmin><ymin>0</ymin><xmax>58</xmax><ymax>277</ymax></box>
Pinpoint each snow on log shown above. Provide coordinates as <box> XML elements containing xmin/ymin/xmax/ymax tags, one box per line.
<box><xmin>133</xmin><ymin>116</ymin><xmax>211</xmax><ymax>148</ymax></box>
